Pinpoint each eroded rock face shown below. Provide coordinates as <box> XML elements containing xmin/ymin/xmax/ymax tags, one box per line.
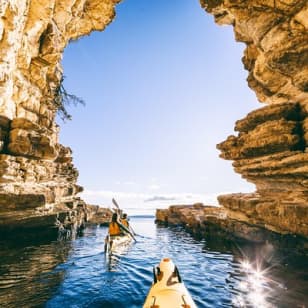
<box><xmin>198</xmin><ymin>1</ymin><xmax>308</xmax><ymax>238</ymax></box>
<box><xmin>156</xmin><ymin>204</ymin><xmax>308</xmax><ymax>254</ymax></box>
<box><xmin>200</xmin><ymin>0</ymin><xmax>308</xmax><ymax>105</ymax></box>
<box><xmin>216</xmin><ymin>102</ymin><xmax>308</xmax><ymax>236</ymax></box>
<box><xmin>0</xmin><ymin>0</ymin><xmax>119</xmax><ymax>232</ymax></box>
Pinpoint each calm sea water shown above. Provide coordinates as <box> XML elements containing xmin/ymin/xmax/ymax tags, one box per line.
<box><xmin>0</xmin><ymin>216</ymin><xmax>308</xmax><ymax>307</ymax></box>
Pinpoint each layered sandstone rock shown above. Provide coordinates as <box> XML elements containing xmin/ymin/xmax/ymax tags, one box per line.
<box><xmin>200</xmin><ymin>0</ymin><xmax>308</xmax><ymax>105</ymax></box>
<box><xmin>158</xmin><ymin>1</ymin><xmax>308</xmax><ymax>242</ymax></box>
<box><xmin>216</xmin><ymin>102</ymin><xmax>308</xmax><ymax>237</ymax></box>
<box><xmin>157</xmin><ymin>104</ymin><xmax>308</xmax><ymax>241</ymax></box>
<box><xmin>156</xmin><ymin>204</ymin><xmax>308</xmax><ymax>254</ymax></box>
<box><xmin>198</xmin><ymin>1</ymin><xmax>308</xmax><ymax>239</ymax></box>
<box><xmin>0</xmin><ymin>0</ymin><xmax>119</xmax><ymax>233</ymax></box>
<box><xmin>85</xmin><ymin>205</ymin><xmax>113</xmax><ymax>226</ymax></box>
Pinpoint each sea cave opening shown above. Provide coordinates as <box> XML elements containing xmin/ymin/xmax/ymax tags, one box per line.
<box><xmin>58</xmin><ymin>0</ymin><xmax>259</xmax><ymax>214</ymax></box>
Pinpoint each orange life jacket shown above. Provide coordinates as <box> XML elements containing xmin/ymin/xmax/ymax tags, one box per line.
<box><xmin>109</xmin><ymin>222</ymin><xmax>121</xmax><ymax>236</ymax></box>
<box><xmin>121</xmin><ymin>219</ymin><xmax>129</xmax><ymax>228</ymax></box>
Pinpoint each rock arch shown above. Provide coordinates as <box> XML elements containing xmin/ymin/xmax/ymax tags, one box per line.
<box><xmin>0</xmin><ymin>0</ymin><xmax>307</xmax><ymax>238</ymax></box>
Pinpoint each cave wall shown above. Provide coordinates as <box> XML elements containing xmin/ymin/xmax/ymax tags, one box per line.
<box><xmin>0</xmin><ymin>0</ymin><xmax>307</xmax><ymax>236</ymax></box>
<box><xmin>0</xmin><ymin>0</ymin><xmax>120</xmax><ymax>230</ymax></box>
<box><xmin>201</xmin><ymin>0</ymin><xmax>308</xmax><ymax>237</ymax></box>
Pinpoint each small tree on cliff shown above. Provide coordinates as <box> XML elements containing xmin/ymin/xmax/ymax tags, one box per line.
<box><xmin>54</xmin><ymin>76</ymin><xmax>85</xmax><ymax>121</ymax></box>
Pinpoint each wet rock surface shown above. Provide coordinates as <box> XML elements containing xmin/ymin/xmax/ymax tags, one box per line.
<box><xmin>1</xmin><ymin>200</ymin><xmax>112</xmax><ymax>241</ymax></box>
<box><xmin>156</xmin><ymin>204</ymin><xmax>308</xmax><ymax>255</ymax></box>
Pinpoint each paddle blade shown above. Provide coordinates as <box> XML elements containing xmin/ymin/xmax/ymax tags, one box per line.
<box><xmin>112</xmin><ymin>198</ymin><xmax>120</xmax><ymax>209</ymax></box>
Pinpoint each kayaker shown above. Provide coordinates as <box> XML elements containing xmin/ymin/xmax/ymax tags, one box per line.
<box><xmin>120</xmin><ymin>213</ymin><xmax>129</xmax><ymax>228</ymax></box>
<box><xmin>108</xmin><ymin>213</ymin><xmax>122</xmax><ymax>236</ymax></box>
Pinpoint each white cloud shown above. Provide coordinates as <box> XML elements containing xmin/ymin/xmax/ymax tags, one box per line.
<box><xmin>80</xmin><ymin>189</ymin><xmax>221</xmax><ymax>215</ymax></box>
<box><xmin>144</xmin><ymin>196</ymin><xmax>176</xmax><ymax>203</ymax></box>
<box><xmin>82</xmin><ymin>189</ymin><xmax>148</xmax><ymax>199</ymax></box>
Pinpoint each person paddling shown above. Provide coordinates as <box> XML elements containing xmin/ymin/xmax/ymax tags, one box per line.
<box><xmin>120</xmin><ymin>213</ymin><xmax>129</xmax><ymax>228</ymax></box>
<box><xmin>111</xmin><ymin>198</ymin><xmax>137</xmax><ymax>241</ymax></box>
<box><xmin>108</xmin><ymin>213</ymin><xmax>122</xmax><ymax>236</ymax></box>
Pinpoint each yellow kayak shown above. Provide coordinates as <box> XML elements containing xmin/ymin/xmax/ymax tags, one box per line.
<box><xmin>143</xmin><ymin>258</ymin><xmax>197</xmax><ymax>308</ymax></box>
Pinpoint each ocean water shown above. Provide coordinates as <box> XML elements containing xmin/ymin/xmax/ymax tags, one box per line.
<box><xmin>0</xmin><ymin>217</ymin><xmax>307</xmax><ymax>307</ymax></box>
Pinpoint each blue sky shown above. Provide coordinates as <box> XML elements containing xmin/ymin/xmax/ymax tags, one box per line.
<box><xmin>60</xmin><ymin>0</ymin><xmax>260</xmax><ymax>214</ymax></box>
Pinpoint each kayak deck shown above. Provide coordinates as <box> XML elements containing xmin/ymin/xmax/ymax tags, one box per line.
<box><xmin>144</xmin><ymin>288</ymin><xmax>196</xmax><ymax>307</ymax></box>
<box><xmin>143</xmin><ymin>258</ymin><xmax>197</xmax><ymax>308</ymax></box>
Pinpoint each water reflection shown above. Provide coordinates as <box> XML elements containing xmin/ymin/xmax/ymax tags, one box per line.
<box><xmin>105</xmin><ymin>241</ymin><xmax>134</xmax><ymax>272</ymax></box>
<box><xmin>204</xmin><ymin>235</ymin><xmax>308</xmax><ymax>308</ymax></box>
<box><xmin>0</xmin><ymin>238</ymin><xmax>71</xmax><ymax>308</ymax></box>
<box><xmin>0</xmin><ymin>218</ymin><xmax>307</xmax><ymax>307</ymax></box>
<box><xmin>232</xmin><ymin>259</ymin><xmax>275</xmax><ymax>307</ymax></box>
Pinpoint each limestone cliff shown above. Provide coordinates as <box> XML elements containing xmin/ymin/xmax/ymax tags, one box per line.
<box><xmin>198</xmin><ymin>0</ymin><xmax>308</xmax><ymax>238</ymax></box>
<box><xmin>200</xmin><ymin>0</ymin><xmax>308</xmax><ymax>105</ymax></box>
<box><xmin>156</xmin><ymin>204</ymin><xmax>308</xmax><ymax>254</ymax></box>
<box><xmin>216</xmin><ymin>102</ymin><xmax>308</xmax><ymax>236</ymax></box>
<box><xmin>0</xmin><ymin>0</ymin><xmax>120</xmax><ymax>232</ymax></box>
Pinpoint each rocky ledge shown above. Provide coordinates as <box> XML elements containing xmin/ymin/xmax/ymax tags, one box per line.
<box><xmin>156</xmin><ymin>204</ymin><xmax>308</xmax><ymax>255</ymax></box>
<box><xmin>217</xmin><ymin>102</ymin><xmax>308</xmax><ymax>238</ymax></box>
<box><xmin>1</xmin><ymin>198</ymin><xmax>112</xmax><ymax>239</ymax></box>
